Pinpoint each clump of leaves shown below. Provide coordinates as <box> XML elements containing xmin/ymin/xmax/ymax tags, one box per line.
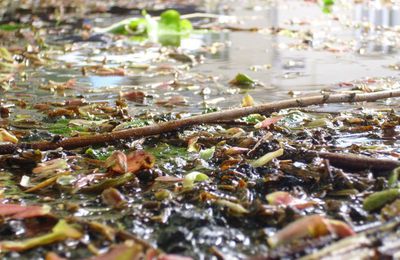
<box><xmin>322</xmin><ymin>0</ymin><xmax>335</xmax><ymax>13</ymax></box>
<box><xmin>101</xmin><ymin>9</ymin><xmax>192</xmax><ymax>46</ymax></box>
<box><xmin>229</xmin><ymin>73</ymin><xmax>262</xmax><ymax>88</ymax></box>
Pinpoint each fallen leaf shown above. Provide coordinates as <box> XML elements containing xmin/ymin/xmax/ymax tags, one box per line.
<box><xmin>0</xmin><ymin>128</ymin><xmax>18</xmax><ymax>143</ymax></box>
<box><xmin>268</xmin><ymin>215</ymin><xmax>355</xmax><ymax>247</ymax></box>
<box><xmin>266</xmin><ymin>191</ymin><xmax>317</xmax><ymax>209</ymax></box>
<box><xmin>106</xmin><ymin>150</ymin><xmax>155</xmax><ymax>174</ymax></box>
<box><xmin>0</xmin><ymin>203</ymin><xmax>50</xmax><ymax>219</ymax></box>
<box><xmin>251</xmin><ymin>148</ymin><xmax>284</xmax><ymax>167</ymax></box>
<box><xmin>254</xmin><ymin>116</ymin><xmax>283</xmax><ymax>129</ymax></box>
<box><xmin>0</xmin><ymin>220</ymin><xmax>82</xmax><ymax>252</ymax></box>
<box><xmin>241</xmin><ymin>94</ymin><xmax>254</xmax><ymax>107</ymax></box>
<box><xmin>94</xmin><ymin>67</ymin><xmax>125</xmax><ymax>76</ymax></box>
<box><xmin>86</xmin><ymin>241</ymin><xmax>143</xmax><ymax>260</ymax></box>
<box><xmin>155</xmin><ymin>176</ymin><xmax>184</xmax><ymax>182</ymax></box>
<box><xmin>121</xmin><ymin>91</ymin><xmax>145</xmax><ymax>103</ymax></box>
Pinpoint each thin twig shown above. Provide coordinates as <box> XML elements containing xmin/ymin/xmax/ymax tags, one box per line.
<box><xmin>1</xmin><ymin>90</ymin><xmax>400</xmax><ymax>154</ymax></box>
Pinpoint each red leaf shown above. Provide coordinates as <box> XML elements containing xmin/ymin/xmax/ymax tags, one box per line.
<box><xmin>268</xmin><ymin>215</ymin><xmax>355</xmax><ymax>247</ymax></box>
<box><xmin>266</xmin><ymin>191</ymin><xmax>317</xmax><ymax>210</ymax></box>
<box><xmin>106</xmin><ymin>150</ymin><xmax>155</xmax><ymax>174</ymax></box>
<box><xmin>121</xmin><ymin>91</ymin><xmax>145</xmax><ymax>103</ymax></box>
<box><xmin>255</xmin><ymin>116</ymin><xmax>283</xmax><ymax>129</ymax></box>
<box><xmin>158</xmin><ymin>254</ymin><xmax>193</xmax><ymax>260</ymax></box>
<box><xmin>0</xmin><ymin>203</ymin><xmax>50</xmax><ymax>219</ymax></box>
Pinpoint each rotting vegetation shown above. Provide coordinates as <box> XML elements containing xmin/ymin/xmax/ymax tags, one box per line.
<box><xmin>1</xmin><ymin>0</ymin><xmax>400</xmax><ymax>259</ymax></box>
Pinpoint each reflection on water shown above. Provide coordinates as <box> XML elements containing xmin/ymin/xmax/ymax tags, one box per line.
<box><xmin>354</xmin><ymin>2</ymin><xmax>400</xmax><ymax>27</ymax></box>
<box><xmin>354</xmin><ymin>3</ymin><xmax>400</xmax><ymax>55</ymax></box>
<box><xmin>29</xmin><ymin>0</ymin><xmax>400</xmax><ymax>113</ymax></box>
<box><xmin>189</xmin><ymin>1</ymin><xmax>400</xmax><ymax>108</ymax></box>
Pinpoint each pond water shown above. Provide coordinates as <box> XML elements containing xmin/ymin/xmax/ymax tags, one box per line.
<box><xmin>25</xmin><ymin>0</ymin><xmax>399</xmax><ymax>112</ymax></box>
<box><xmin>19</xmin><ymin>0</ymin><xmax>398</xmax><ymax>149</ymax></box>
<box><xmin>2</xmin><ymin>1</ymin><xmax>400</xmax><ymax>259</ymax></box>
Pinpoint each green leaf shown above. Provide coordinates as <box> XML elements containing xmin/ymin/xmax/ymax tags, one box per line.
<box><xmin>251</xmin><ymin>148</ymin><xmax>284</xmax><ymax>168</ymax></box>
<box><xmin>127</xmin><ymin>19</ymin><xmax>148</xmax><ymax>35</ymax></box>
<box><xmin>0</xmin><ymin>220</ymin><xmax>82</xmax><ymax>252</ymax></box>
<box><xmin>363</xmin><ymin>189</ymin><xmax>400</xmax><ymax>212</ymax></box>
<box><xmin>48</xmin><ymin>119</ymin><xmax>87</xmax><ymax>136</ymax></box>
<box><xmin>229</xmin><ymin>73</ymin><xmax>256</xmax><ymax>87</ymax></box>
<box><xmin>146</xmin><ymin>143</ymin><xmax>188</xmax><ymax>161</ymax></box>
<box><xmin>388</xmin><ymin>167</ymin><xmax>400</xmax><ymax>188</ymax></box>
<box><xmin>183</xmin><ymin>171</ymin><xmax>209</xmax><ymax>189</ymax></box>
<box><xmin>0</xmin><ymin>47</ymin><xmax>13</xmax><ymax>62</ymax></box>
<box><xmin>159</xmin><ymin>10</ymin><xmax>181</xmax><ymax>33</ymax></box>
<box><xmin>200</xmin><ymin>147</ymin><xmax>215</xmax><ymax>161</ymax></box>
<box><xmin>323</xmin><ymin>0</ymin><xmax>334</xmax><ymax>5</ymax></box>
<box><xmin>113</xmin><ymin>118</ymin><xmax>152</xmax><ymax>131</ymax></box>
<box><xmin>85</xmin><ymin>148</ymin><xmax>113</xmax><ymax>161</ymax></box>
<box><xmin>0</xmin><ymin>23</ymin><xmax>26</xmax><ymax>32</ymax></box>
<box><xmin>103</xmin><ymin>9</ymin><xmax>192</xmax><ymax>46</ymax></box>
<box><xmin>241</xmin><ymin>114</ymin><xmax>265</xmax><ymax>124</ymax></box>
<box><xmin>79</xmin><ymin>173</ymin><xmax>135</xmax><ymax>193</ymax></box>
<box><xmin>322</xmin><ymin>0</ymin><xmax>335</xmax><ymax>13</ymax></box>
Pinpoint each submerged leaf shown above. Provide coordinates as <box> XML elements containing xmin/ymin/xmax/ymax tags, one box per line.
<box><xmin>266</xmin><ymin>191</ymin><xmax>317</xmax><ymax>209</ymax></box>
<box><xmin>388</xmin><ymin>167</ymin><xmax>400</xmax><ymax>188</ymax></box>
<box><xmin>105</xmin><ymin>151</ymin><xmax>128</xmax><ymax>173</ymax></box>
<box><xmin>106</xmin><ymin>150</ymin><xmax>155</xmax><ymax>174</ymax></box>
<box><xmin>25</xmin><ymin>173</ymin><xmax>71</xmax><ymax>193</ymax></box>
<box><xmin>183</xmin><ymin>171</ymin><xmax>209</xmax><ymax>189</ymax></box>
<box><xmin>158</xmin><ymin>254</ymin><xmax>194</xmax><ymax>260</ymax></box>
<box><xmin>200</xmin><ymin>147</ymin><xmax>215</xmax><ymax>161</ymax></box>
<box><xmin>241</xmin><ymin>94</ymin><xmax>255</xmax><ymax>107</ymax></box>
<box><xmin>363</xmin><ymin>189</ymin><xmax>400</xmax><ymax>212</ymax></box>
<box><xmin>155</xmin><ymin>176</ymin><xmax>184</xmax><ymax>183</ymax></box>
<box><xmin>268</xmin><ymin>215</ymin><xmax>354</xmax><ymax>248</ymax></box>
<box><xmin>216</xmin><ymin>199</ymin><xmax>249</xmax><ymax>214</ymax></box>
<box><xmin>0</xmin><ymin>203</ymin><xmax>50</xmax><ymax>219</ymax></box>
<box><xmin>0</xmin><ymin>47</ymin><xmax>12</xmax><ymax>62</ymax></box>
<box><xmin>80</xmin><ymin>173</ymin><xmax>136</xmax><ymax>193</ymax></box>
<box><xmin>0</xmin><ymin>220</ymin><xmax>82</xmax><ymax>252</ymax></box>
<box><xmin>229</xmin><ymin>73</ymin><xmax>256</xmax><ymax>87</ymax></box>
<box><xmin>101</xmin><ymin>188</ymin><xmax>127</xmax><ymax>209</ymax></box>
<box><xmin>251</xmin><ymin>148</ymin><xmax>284</xmax><ymax>167</ymax></box>
<box><xmin>0</xmin><ymin>128</ymin><xmax>18</xmax><ymax>144</ymax></box>
<box><xmin>87</xmin><ymin>241</ymin><xmax>143</xmax><ymax>260</ymax></box>
<box><xmin>0</xmin><ymin>23</ymin><xmax>26</xmax><ymax>31</ymax></box>
<box><xmin>255</xmin><ymin>116</ymin><xmax>283</xmax><ymax>129</ymax></box>
<box><xmin>32</xmin><ymin>158</ymin><xmax>69</xmax><ymax>175</ymax></box>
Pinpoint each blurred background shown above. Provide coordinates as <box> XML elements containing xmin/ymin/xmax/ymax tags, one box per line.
<box><xmin>2</xmin><ymin>0</ymin><xmax>400</xmax><ymax>113</ymax></box>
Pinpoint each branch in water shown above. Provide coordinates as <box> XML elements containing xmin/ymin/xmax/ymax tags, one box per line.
<box><xmin>1</xmin><ymin>90</ymin><xmax>400</xmax><ymax>154</ymax></box>
<box><xmin>314</xmin><ymin>151</ymin><xmax>400</xmax><ymax>172</ymax></box>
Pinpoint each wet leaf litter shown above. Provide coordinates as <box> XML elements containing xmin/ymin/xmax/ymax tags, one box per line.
<box><xmin>1</xmin><ymin>0</ymin><xmax>400</xmax><ymax>259</ymax></box>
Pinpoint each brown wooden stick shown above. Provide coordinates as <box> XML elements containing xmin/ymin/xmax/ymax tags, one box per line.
<box><xmin>314</xmin><ymin>151</ymin><xmax>400</xmax><ymax>172</ymax></box>
<box><xmin>1</xmin><ymin>90</ymin><xmax>400</xmax><ymax>154</ymax></box>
